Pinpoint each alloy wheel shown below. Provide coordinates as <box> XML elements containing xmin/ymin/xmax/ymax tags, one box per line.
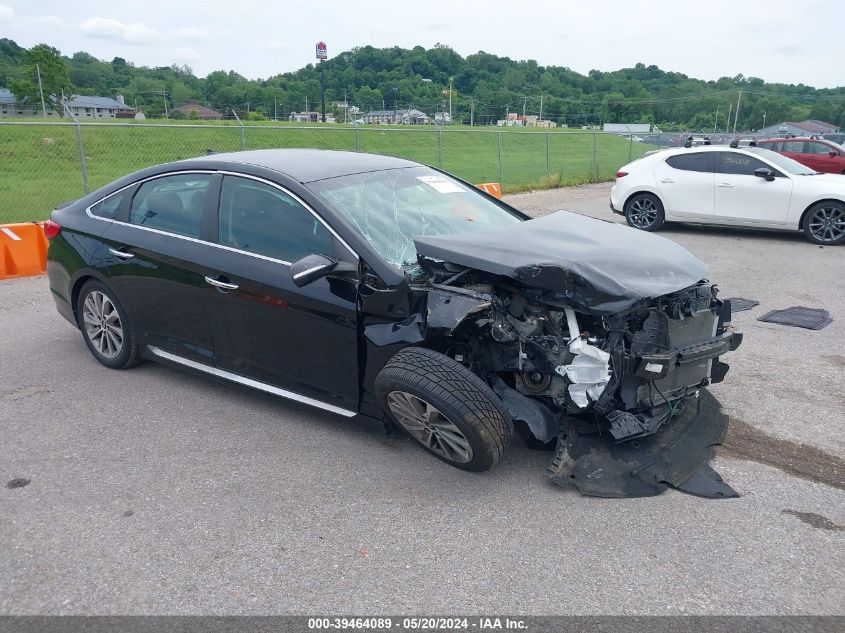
<box><xmin>808</xmin><ymin>206</ymin><xmax>845</xmax><ymax>243</ymax></box>
<box><xmin>81</xmin><ymin>290</ymin><xmax>124</xmax><ymax>359</ymax></box>
<box><xmin>386</xmin><ymin>391</ymin><xmax>474</xmax><ymax>463</ymax></box>
<box><xmin>628</xmin><ymin>197</ymin><xmax>659</xmax><ymax>228</ymax></box>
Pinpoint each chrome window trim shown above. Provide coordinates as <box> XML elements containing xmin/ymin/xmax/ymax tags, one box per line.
<box><xmin>147</xmin><ymin>345</ymin><xmax>357</xmax><ymax>418</ymax></box>
<box><xmin>84</xmin><ymin>169</ymin><xmax>359</xmax><ymax>267</ymax></box>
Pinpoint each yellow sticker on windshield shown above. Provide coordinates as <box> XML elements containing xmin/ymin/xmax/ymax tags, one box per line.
<box><xmin>416</xmin><ymin>176</ymin><xmax>466</xmax><ymax>194</ymax></box>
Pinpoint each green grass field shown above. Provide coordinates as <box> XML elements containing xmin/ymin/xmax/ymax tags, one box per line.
<box><xmin>0</xmin><ymin>121</ymin><xmax>653</xmax><ymax>223</ymax></box>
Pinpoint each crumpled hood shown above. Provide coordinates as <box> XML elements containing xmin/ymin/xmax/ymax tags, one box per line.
<box><xmin>414</xmin><ymin>211</ymin><xmax>709</xmax><ymax>313</ymax></box>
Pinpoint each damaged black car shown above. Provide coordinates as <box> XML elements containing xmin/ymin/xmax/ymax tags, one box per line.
<box><xmin>46</xmin><ymin>149</ymin><xmax>743</xmax><ymax>498</ymax></box>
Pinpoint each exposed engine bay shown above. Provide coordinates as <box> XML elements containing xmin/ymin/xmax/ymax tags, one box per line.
<box><xmin>361</xmin><ymin>211</ymin><xmax>745</xmax><ymax>498</ymax></box>
<box><xmin>413</xmin><ymin>262</ymin><xmax>742</xmax><ymax>498</ymax></box>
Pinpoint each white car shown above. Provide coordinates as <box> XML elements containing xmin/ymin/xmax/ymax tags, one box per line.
<box><xmin>610</xmin><ymin>145</ymin><xmax>845</xmax><ymax>245</ymax></box>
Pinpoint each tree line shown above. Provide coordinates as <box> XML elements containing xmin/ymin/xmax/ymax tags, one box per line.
<box><xmin>2</xmin><ymin>38</ymin><xmax>844</xmax><ymax>131</ymax></box>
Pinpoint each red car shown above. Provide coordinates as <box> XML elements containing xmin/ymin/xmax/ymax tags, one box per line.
<box><xmin>756</xmin><ymin>137</ymin><xmax>845</xmax><ymax>174</ymax></box>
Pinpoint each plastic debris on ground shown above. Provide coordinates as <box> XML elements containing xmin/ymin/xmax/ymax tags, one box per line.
<box><xmin>724</xmin><ymin>297</ymin><xmax>759</xmax><ymax>312</ymax></box>
<box><xmin>757</xmin><ymin>306</ymin><xmax>832</xmax><ymax>330</ymax></box>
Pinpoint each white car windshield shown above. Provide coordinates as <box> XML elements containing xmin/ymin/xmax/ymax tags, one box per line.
<box><xmin>307</xmin><ymin>166</ymin><xmax>524</xmax><ymax>268</ymax></box>
<box><xmin>746</xmin><ymin>147</ymin><xmax>818</xmax><ymax>175</ymax></box>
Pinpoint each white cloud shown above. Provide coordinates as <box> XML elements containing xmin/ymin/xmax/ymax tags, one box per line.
<box><xmin>173</xmin><ymin>47</ymin><xmax>201</xmax><ymax>62</ymax></box>
<box><xmin>172</xmin><ymin>27</ymin><xmax>209</xmax><ymax>42</ymax></box>
<box><xmin>0</xmin><ymin>3</ymin><xmax>14</xmax><ymax>22</ymax></box>
<box><xmin>80</xmin><ymin>17</ymin><xmax>159</xmax><ymax>45</ymax></box>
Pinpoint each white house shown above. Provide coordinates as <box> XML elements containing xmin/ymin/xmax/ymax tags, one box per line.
<box><xmin>64</xmin><ymin>95</ymin><xmax>135</xmax><ymax>118</ymax></box>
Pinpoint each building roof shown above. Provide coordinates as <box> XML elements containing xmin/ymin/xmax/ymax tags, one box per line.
<box><xmin>175</xmin><ymin>101</ymin><xmax>223</xmax><ymax>118</ymax></box>
<box><xmin>366</xmin><ymin>108</ymin><xmax>427</xmax><ymax>117</ymax></box>
<box><xmin>788</xmin><ymin>120</ymin><xmax>838</xmax><ymax>133</ymax></box>
<box><xmin>66</xmin><ymin>95</ymin><xmax>133</xmax><ymax>110</ymax></box>
<box><xmin>0</xmin><ymin>88</ymin><xmax>17</xmax><ymax>105</ymax></box>
<box><xmin>180</xmin><ymin>149</ymin><xmax>418</xmax><ymax>183</ymax></box>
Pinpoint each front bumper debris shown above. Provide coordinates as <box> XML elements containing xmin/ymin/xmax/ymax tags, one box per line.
<box><xmin>546</xmin><ymin>388</ymin><xmax>737</xmax><ymax>499</ymax></box>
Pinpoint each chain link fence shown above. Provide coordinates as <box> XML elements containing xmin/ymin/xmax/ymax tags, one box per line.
<box><xmin>1</xmin><ymin>121</ymin><xmax>666</xmax><ymax>223</ymax></box>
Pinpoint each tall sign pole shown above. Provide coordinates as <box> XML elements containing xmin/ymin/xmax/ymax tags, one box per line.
<box><xmin>316</xmin><ymin>41</ymin><xmax>327</xmax><ymax>123</ymax></box>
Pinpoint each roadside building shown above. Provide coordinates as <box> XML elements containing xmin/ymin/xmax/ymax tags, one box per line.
<box><xmin>64</xmin><ymin>95</ymin><xmax>135</xmax><ymax>119</ymax></box>
<box><xmin>363</xmin><ymin>109</ymin><xmax>429</xmax><ymax>124</ymax></box>
<box><xmin>757</xmin><ymin>119</ymin><xmax>840</xmax><ymax>138</ymax></box>
<box><xmin>0</xmin><ymin>88</ymin><xmax>37</xmax><ymax>117</ymax></box>
<box><xmin>496</xmin><ymin>112</ymin><xmax>556</xmax><ymax>127</ymax></box>
<box><xmin>175</xmin><ymin>101</ymin><xmax>224</xmax><ymax>120</ymax></box>
<box><xmin>289</xmin><ymin>111</ymin><xmax>336</xmax><ymax>123</ymax></box>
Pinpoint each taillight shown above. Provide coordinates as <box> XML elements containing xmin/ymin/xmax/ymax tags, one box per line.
<box><xmin>43</xmin><ymin>220</ymin><xmax>61</xmax><ymax>239</ymax></box>
<box><xmin>616</xmin><ymin>171</ymin><xmax>629</xmax><ymax>178</ymax></box>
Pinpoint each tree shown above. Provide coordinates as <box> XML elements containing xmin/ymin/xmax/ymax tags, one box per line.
<box><xmin>10</xmin><ymin>44</ymin><xmax>70</xmax><ymax>115</ymax></box>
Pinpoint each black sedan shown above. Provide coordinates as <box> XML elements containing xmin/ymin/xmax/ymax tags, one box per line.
<box><xmin>46</xmin><ymin>149</ymin><xmax>742</xmax><ymax>498</ymax></box>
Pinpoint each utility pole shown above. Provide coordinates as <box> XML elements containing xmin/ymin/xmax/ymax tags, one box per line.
<box><xmin>762</xmin><ymin>111</ymin><xmax>767</xmax><ymax>130</ymax></box>
<box><xmin>448</xmin><ymin>76</ymin><xmax>453</xmax><ymax>123</ymax></box>
<box><xmin>539</xmin><ymin>93</ymin><xmax>544</xmax><ymax>123</ymax></box>
<box><xmin>344</xmin><ymin>90</ymin><xmax>348</xmax><ymax>123</ymax></box>
<box><xmin>714</xmin><ymin>104</ymin><xmax>720</xmax><ymax>134</ymax></box>
<box><xmin>733</xmin><ymin>90</ymin><xmax>742</xmax><ymax>134</ymax></box>
<box><xmin>726</xmin><ymin>101</ymin><xmax>733</xmax><ymax>135</ymax></box>
<box><xmin>162</xmin><ymin>91</ymin><xmax>168</xmax><ymax>119</ymax></box>
<box><xmin>36</xmin><ymin>63</ymin><xmax>47</xmax><ymax>118</ymax></box>
<box><xmin>393</xmin><ymin>87</ymin><xmax>398</xmax><ymax>124</ymax></box>
<box><xmin>523</xmin><ymin>95</ymin><xmax>527</xmax><ymax>118</ymax></box>
<box><xmin>274</xmin><ymin>98</ymin><xmax>277</xmax><ymax>121</ymax></box>
<box><xmin>470</xmin><ymin>99</ymin><xmax>474</xmax><ymax>127</ymax></box>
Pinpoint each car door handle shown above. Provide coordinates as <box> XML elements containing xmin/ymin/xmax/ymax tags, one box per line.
<box><xmin>659</xmin><ymin>178</ymin><xmax>675</xmax><ymax>183</ymax></box>
<box><xmin>204</xmin><ymin>275</ymin><xmax>239</xmax><ymax>291</ymax></box>
<box><xmin>717</xmin><ymin>183</ymin><xmax>734</xmax><ymax>188</ymax></box>
<box><xmin>108</xmin><ymin>247</ymin><xmax>135</xmax><ymax>259</ymax></box>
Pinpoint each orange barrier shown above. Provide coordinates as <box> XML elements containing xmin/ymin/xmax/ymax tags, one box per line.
<box><xmin>475</xmin><ymin>182</ymin><xmax>503</xmax><ymax>199</ymax></box>
<box><xmin>0</xmin><ymin>222</ymin><xmax>49</xmax><ymax>279</ymax></box>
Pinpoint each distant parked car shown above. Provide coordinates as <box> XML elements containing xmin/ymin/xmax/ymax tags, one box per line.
<box><xmin>612</xmin><ymin>144</ymin><xmax>845</xmax><ymax>244</ymax></box>
<box><xmin>756</xmin><ymin>137</ymin><xmax>845</xmax><ymax>174</ymax></box>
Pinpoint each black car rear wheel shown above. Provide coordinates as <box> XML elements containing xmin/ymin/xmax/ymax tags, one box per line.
<box><xmin>624</xmin><ymin>193</ymin><xmax>665</xmax><ymax>231</ymax></box>
<box><xmin>803</xmin><ymin>201</ymin><xmax>845</xmax><ymax>245</ymax></box>
<box><xmin>76</xmin><ymin>280</ymin><xmax>140</xmax><ymax>369</ymax></box>
<box><xmin>375</xmin><ymin>347</ymin><xmax>512</xmax><ymax>472</ymax></box>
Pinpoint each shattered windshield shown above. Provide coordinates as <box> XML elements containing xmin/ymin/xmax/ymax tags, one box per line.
<box><xmin>307</xmin><ymin>166</ymin><xmax>524</xmax><ymax>268</ymax></box>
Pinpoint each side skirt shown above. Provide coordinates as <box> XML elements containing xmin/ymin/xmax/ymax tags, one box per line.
<box><xmin>146</xmin><ymin>345</ymin><xmax>357</xmax><ymax>418</ymax></box>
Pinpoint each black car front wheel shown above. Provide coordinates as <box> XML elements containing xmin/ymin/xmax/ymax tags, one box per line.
<box><xmin>803</xmin><ymin>201</ymin><xmax>845</xmax><ymax>245</ymax></box>
<box><xmin>375</xmin><ymin>347</ymin><xmax>512</xmax><ymax>472</ymax></box>
<box><xmin>76</xmin><ymin>280</ymin><xmax>140</xmax><ymax>369</ymax></box>
<box><xmin>624</xmin><ymin>193</ymin><xmax>665</xmax><ymax>231</ymax></box>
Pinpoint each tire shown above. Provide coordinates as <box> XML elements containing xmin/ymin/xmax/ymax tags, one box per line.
<box><xmin>624</xmin><ymin>193</ymin><xmax>665</xmax><ymax>231</ymax></box>
<box><xmin>802</xmin><ymin>201</ymin><xmax>845</xmax><ymax>245</ymax></box>
<box><xmin>76</xmin><ymin>280</ymin><xmax>140</xmax><ymax>369</ymax></box>
<box><xmin>375</xmin><ymin>347</ymin><xmax>512</xmax><ymax>472</ymax></box>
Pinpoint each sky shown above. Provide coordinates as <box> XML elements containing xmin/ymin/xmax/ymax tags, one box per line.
<box><xmin>2</xmin><ymin>0</ymin><xmax>842</xmax><ymax>88</ymax></box>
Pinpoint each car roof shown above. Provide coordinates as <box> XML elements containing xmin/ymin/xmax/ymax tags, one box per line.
<box><xmin>177</xmin><ymin>149</ymin><xmax>419</xmax><ymax>183</ymax></box>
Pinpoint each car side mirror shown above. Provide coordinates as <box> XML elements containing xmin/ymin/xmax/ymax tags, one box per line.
<box><xmin>753</xmin><ymin>167</ymin><xmax>776</xmax><ymax>181</ymax></box>
<box><xmin>290</xmin><ymin>253</ymin><xmax>338</xmax><ymax>287</ymax></box>
<box><xmin>829</xmin><ymin>151</ymin><xmax>837</xmax><ymax>158</ymax></box>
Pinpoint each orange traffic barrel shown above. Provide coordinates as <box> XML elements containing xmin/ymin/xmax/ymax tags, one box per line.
<box><xmin>0</xmin><ymin>222</ymin><xmax>49</xmax><ymax>279</ymax></box>
<box><xmin>476</xmin><ymin>182</ymin><xmax>503</xmax><ymax>199</ymax></box>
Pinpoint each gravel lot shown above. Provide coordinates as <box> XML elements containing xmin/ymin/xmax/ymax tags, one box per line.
<box><xmin>1</xmin><ymin>183</ymin><xmax>843</xmax><ymax>615</ymax></box>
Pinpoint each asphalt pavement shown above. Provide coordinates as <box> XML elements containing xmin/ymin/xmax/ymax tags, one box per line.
<box><xmin>1</xmin><ymin>184</ymin><xmax>843</xmax><ymax>615</ymax></box>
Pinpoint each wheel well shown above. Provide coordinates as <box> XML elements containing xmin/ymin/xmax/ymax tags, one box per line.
<box><xmin>623</xmin><ymin>190</ymin><xmax>664</xmax><ymax>213</ymax></box>
<box><xmin>799</xmin><ymin>199</ymin><xmax>845</xmax><ymax>230</ymax></box>
<box><xmin>70</xmin><ymin>275</ymin><xmax>94</xmax><ymax>325</ymax></box>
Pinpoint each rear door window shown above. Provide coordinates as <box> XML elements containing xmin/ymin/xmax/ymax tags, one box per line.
<box><xmin>218</xmin><ymin>176</ymin><xmax>334</xmax><ymax>263</ymax></box>
<box><xmin>665</xmin><ymin>152</ymin><xmax>713</xmax><ymax>172</ymax></box>
<box><xmin>781</xmin><ymin>141</ymin><xmax>806</xmax><ymax>153</ymax></box>
<box><xmin>130</xmin><ymin>173</ymin><xmax>212</xmax><ymax>239</ymax></box>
